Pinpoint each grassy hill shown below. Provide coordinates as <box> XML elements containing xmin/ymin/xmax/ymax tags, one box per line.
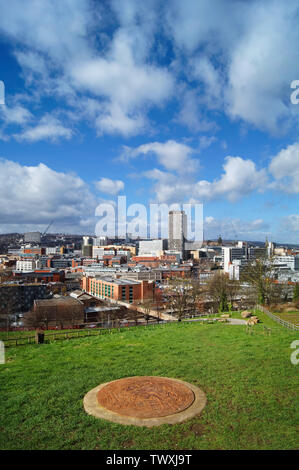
<box><xmin>0</xmin><ymin>311</ymin><xmax>297</xmax><ymax>450</ymax></box>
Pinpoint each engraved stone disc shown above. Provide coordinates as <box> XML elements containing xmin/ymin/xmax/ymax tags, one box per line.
<box><xmin>83</xmin><ymin>376</ymin><xmax>207</xmax><ymax>427</ymax></box>
<box><xmin>97</xmin><ymin>376</ymin><xmax>195</xmax><ymax>418</ymax></box>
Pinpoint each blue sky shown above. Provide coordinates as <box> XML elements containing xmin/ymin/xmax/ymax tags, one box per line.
<box><xmin>0</xmin><ymin>0</ymin><xmax>299</xmax><ymax>242</ymax></box>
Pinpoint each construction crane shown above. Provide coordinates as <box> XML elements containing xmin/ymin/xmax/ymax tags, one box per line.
<box><xmin>42</xmin><ymin>220</ymin><xmax>54</xmax><ymax>237</ymax></box>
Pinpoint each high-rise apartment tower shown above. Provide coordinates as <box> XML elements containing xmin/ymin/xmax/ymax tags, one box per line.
<box><xmin>168</xmin><ymin>210</ymin><xmax>187</xmax><ymax>254</ymax></box>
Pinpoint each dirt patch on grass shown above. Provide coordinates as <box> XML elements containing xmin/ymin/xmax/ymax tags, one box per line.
<box><xmin>190</xmin><ymin>422</ymin><xmax>207</xmax><ymax>436</ymax></box>
<box><xmin>182</xmin><ymin>420</ymin><xmax>208</xmax><ymax>439</ymax></box>
<box><xmin>122</xmin><ymin>438</ymin><xmax>136</xmax><ymax>448</ymax></box>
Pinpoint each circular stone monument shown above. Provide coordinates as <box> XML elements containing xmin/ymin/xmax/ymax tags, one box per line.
<box><xmin>83</xmin><ymin>376</ymin><xmax>206</xmax><ymax>427</ymax></box>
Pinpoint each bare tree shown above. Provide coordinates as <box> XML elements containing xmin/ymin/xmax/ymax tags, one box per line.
<box><xmin>242</xmin><ymin>257</ymin><xmax>284</xmax><ymax>306</ymax></box>
<box><xmin>24</xmin><ymin>304</ymin><xmax>56</xmax><ymax>329</ymax></box>
<box><xmin>187</xmin><ymin>279</ymin><xmax>202</xmax><ymax>317</ymax></box>
<box><xmin>138</xmin><ymin>296</ymin><xmax>155</xmax><ymax>324</ymax></box>
<box><xmin>164</xmin><ymin>277</ymin><xmax>194</xmax><ymax>321</ymax></box>
<box><xmin>205</xmin><ymin>271</ymin><xmax>239</xmax><ymax>313</ymax></box>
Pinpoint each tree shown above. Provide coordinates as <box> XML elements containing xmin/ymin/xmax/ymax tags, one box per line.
<box><xmin>206</xmin><ymin>271</ymin><xmax>239</xmax><ymax>313</ymax></box>
<box><xmin>138</xmin><ymin>296</ymin><xmax>154</xmax><ymax>323</ymax></box>
<box><xmin>164</xmin><ymin>277</ymin><xmax>195</xmax><ymax>320</ymax></box>
<box><xmin>24</xmin><ymin>304</ymin><xmax>56</xmax><ymax>329</ymax></box>
<box><xmin>112</xmin><ymin>305</ymin><xmax>128</xmax><ymax>328</ymax></box>
<box><xmin>293</xmin><ymin>283</ymin><xmax>299</xmax><ymax>302</ymax></box>
<box><xmin>186</xmin><ymin>279</ymin><xmax>202</xmax><ymax>316</ymax></box>
<box><xmin>242</xmin><ymin>256</ymin><xmax>283</xmax><ymax>306</ymax></box>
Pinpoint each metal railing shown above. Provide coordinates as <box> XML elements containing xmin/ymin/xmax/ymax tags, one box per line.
<box><xmin>257</xmin><ymin>305</ymin><xmax>299</xmax><ymax>331</ymax></box>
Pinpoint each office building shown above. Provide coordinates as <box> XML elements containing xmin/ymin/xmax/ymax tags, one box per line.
<box><xmin>138</xmin><ymin>239</ymin><xmax>167</xmax><ymax>256</ymax></box>
<box><xmin>222</xmin><ymin>246</ymin><xmax>246</xmax><ymax>273</ymax></box>
<box><xmin>168</xmin><ymin>211</ymin><xmax>187</xmax><ymax>255</ymax></box>
<box><xmin>82</xmin><ymin>276</ymin><xmax>154</xmax><ymax>303</ymax></box>
<box><xmin>16</xmin><ymin>259</ymin><xmax>41</xmax><ymax>272</ymax></box>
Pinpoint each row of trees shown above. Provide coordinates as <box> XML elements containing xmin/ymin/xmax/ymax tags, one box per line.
<box><xmin>24</xmin><ymin>303</ymin><xmax>83</xmax><ymax>329</ymax></box>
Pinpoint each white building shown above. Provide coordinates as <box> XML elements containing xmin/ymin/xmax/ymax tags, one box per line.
<box><xmin>222</xmin><ymin>246</ymin><xmax>246</xmax><ymax>273</ymax></box>
<box><xmin>83</xmin><ymin>236</ymin><xmax>93</xmax><ymax>246</ymax></box>
<box><xmin>16</xmin><ymin>259</ymin><xmax>40</xmax><ymax>272</ymax></box>
<box><xmin>228</xmin><ymin>259</ymin><xmax>248</xmax><ymax>280</ymax></box>
<box><xmin>274</xmin><ymin>255</ymin><xmax>299</xmax><ymax>271</ymax></box>
<box><xmin>237</xmin><ymin>241</ymin><xmax>247</xmax><ymax>249</ymax></box>
<box><xmin>92</xmin><ymin>247</ymin><xmax>115</xmax><ymax>258</ymax></box>
<box><xmin>45</xmin><ymin>247</ymin><xmax>59</xmax><ymax>255</ymax></box>
<box><xmin>138</xmin><ymin>239</ymin><xmax>167</xmax><ymax>256</ymax></box>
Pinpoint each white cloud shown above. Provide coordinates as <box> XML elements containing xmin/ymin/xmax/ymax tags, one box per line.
<box><xmin>0</xmin><ymin>159</ymin><xmax>95</xmax><ymax>228</ymax></box>
<box><xmin>95</xmin><ymin>103</ymin><xmax>147</xmax><ymax>137</ymax></box>
<box><xmin>166</xmin><ymin>0</ymin><xmax>241</xmax><ymax>53</ymax></box>
<box><xmin>226</xmin><ymin>1</ymin><xmax>299</xmax><ymax>133</ymax></box>
<box><xmin>269</xmin><ymin>143</ymin><xmax>299</xmax><ymax>194</ymax></box>
<box><xmin>204</xmin><ymin>216</ymin><xmax>270</xmax><ymax>241</ymax></box>
<box><xmin>0</xmin><ymin>0</ymin><xmax>91</xmax><ymax>64</ymax></box>
<box><xmin>190</xmin><ymin>56</ymin><xmax>223</xmax><ymax>109</ymax></box>
<box><xmin>1</xmin><ymin>0</ymin><xmax>299</xmax><ymax>138</ymax></box>
<box><xmin>175</xmin><ymin>89</ymin><xmax>217</xmax><ymax>132</ymax></box>
<box><xmin>95</xmin><ymin>178</ymin><xmax>124</xmax><ymax>195</ymax></box>
<box><xmin>122</xmin><ymin>140</ymin><xmax>198</xmax><ymax>173</ymax></box>
<box><xmin>142</xmin><ymin>155</ymin><xmax>268</xmax><ymax>204</ymax></box>
<box><xmin>14</xmin><ymin>114</ymin><xmax>73</xmax><ymax>142</ymax></box>
<box><xmin>0</xmin><ymin>104</ymin><xmax>33</xmax><ymax>125</ymax></box>
<box><xmin>143</xmin><ymin>168</ymin><xmax>192</xmax><ymax>204</ymax></box>
<box><xmin>0</xmin><ymin>0</ymin><xmax>174</xmax><ymax>138</ymax></box>
<box><xmin>194</xmin><ymin>156</ymin><xmax>267</xmax><ymax>202</ymax></box>
<box><xmin>70</xmin><ymin>29</ymin><xmax>173</xmax><ymax>136</ymax></box>
<box><xmin>167</xmin><ymin>0</ymin><xmax>299</xmax><ymax>133</ymax></box>
<box><xmin>70</xmin><ymin>32</ymin><xmax>172</xmax><ymax>109</ymax></box>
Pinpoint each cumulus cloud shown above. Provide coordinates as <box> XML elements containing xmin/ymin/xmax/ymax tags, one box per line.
<box><xmin>194</xmin><ymin>157</ymin><xmax>268</xmax><ymax>202</ymax></box>
<box><xmin>269</xmin><ymin>143</ymin><xmax>299</xmax><ymax>193</ymax></box>
<box><xmin>143</xmin><ymin>155</ymin><xmax>268</xmax><ymax>204</ymax></box>
<box><xmin>95</xmin><ymin>177</ymin><xmax>124</xmax><ymax>195</ymax></box>
<box><xmin>121</xmin><ymin>140</ymin><xmax>198</xmax><ymax>173</ymax></box>
<box><xmin>0</xmin><ymin>104</ymin><xmax>33</xmax><ymax>125</ymax></box>
<box><xmin>14</xmin><ymin>114</ymin><xmax>73</xmax><ymax>142</ymax></box>
<box><xmin>70</xmin><ymin>29</ymin><xmax>173</xmax><ymax>136</ymax></box>
<box><xmin>0</xmin><ymin>159</ymin><xmax>95</xmax><ymax>228</ymax></box>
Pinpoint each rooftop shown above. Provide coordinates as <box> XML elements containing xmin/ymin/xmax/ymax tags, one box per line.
<box><xmin>91</xmin><ymin>276</ymin><xmax>141</xmax><ymax>285</ymax></box>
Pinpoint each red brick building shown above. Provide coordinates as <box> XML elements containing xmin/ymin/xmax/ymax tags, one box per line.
<box><xmin>82</xmin><ymin>276</ymin><xmax>154</xmax><ymax>303</ymax></box>
<box><xmin>23</xmin><ymin>248</ymin><xmax>45</xmax><ymax>255</ymax></box>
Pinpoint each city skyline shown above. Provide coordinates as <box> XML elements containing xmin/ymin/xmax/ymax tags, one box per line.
<box><xmin>0</xmin><ymin>0</ymin><xmax>298</xmax><ymax>243</ymax></box>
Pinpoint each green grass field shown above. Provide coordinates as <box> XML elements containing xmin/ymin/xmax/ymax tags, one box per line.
<box><xmin>0</xmin><ymin>311</ymin><xmax>298</xmax><ymax>450</ymax></box>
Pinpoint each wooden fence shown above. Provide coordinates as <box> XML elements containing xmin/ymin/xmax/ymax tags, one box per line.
<box><xmin>257</xmin><ymin>305</ymin><xmax>299</xmax><ymax>331</ymax></box>
<box><xmin>1</xmin><ymin>321</ymin><xmax>169</xmax><ymax>348</ymax></box>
